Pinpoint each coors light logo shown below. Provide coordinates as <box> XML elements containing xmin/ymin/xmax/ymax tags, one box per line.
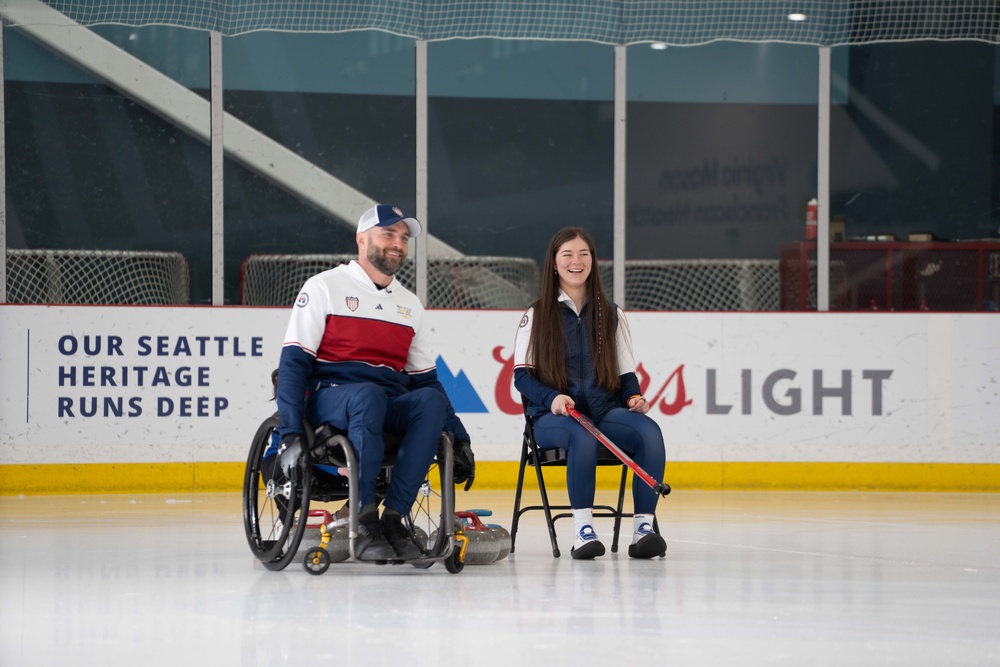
<box><xmin>492</xmin><ymin>346</ymin><xmax>892</xmax><ymax>417</ymax></box>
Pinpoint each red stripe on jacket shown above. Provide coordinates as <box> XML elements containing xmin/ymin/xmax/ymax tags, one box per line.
<box><xmin>316</xmin><ymin>314</ymin><xmax>415</xmax><ymax>371</ymax></box>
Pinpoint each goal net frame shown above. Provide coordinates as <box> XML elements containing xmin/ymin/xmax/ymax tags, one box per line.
<box><xmin>240</xmin><ymin>253</ymin><xmax>540</xmax><ymax>310</ymax></box>
<box><xmin>5</xmin><ymin>249</ymin><xmax>190</xmax><ymax>305</ymax></box>
<box><xmin>242</xmin><ymin>253</ymin><xmax>781</xmax><ymax>311</ymax></box>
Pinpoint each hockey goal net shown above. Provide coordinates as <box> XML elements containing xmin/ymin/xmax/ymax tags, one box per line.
<box><xmin>5</xmin><ymin>249</ymin><xmax>190</xmax><ymax>304</ymax></box>
<box><xmin>600</xmin><ymin>259</ymin><xmax>780</xmax><ymax>311</ymax></box>
<box><xmin>242</xmin><ymin>254</ymin><xmax>780</xmax><ymax>311</ymax></box>
<box><xmin>240</xmin><ymin>254</ymin><xmax>540</xmax><ymax>309</ymax></box>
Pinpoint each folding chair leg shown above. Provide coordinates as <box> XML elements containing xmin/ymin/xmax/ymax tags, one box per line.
<box><xmin>511</xmin><ymin>436</ymin><xmax>562</xmax><ymax>557</ymax></box>
<box><xmin>510</xmin><ymin>447</ymin><xmax>528</xmax><ymax>554</ymax></box>
<box><xmin>533</xmin><ymin>458</ymin><xmax>561</xmax><ymax>558</ymax></box>
<box><xmin>610</xmin><ymin>465</ymin><xmax>628</xmax><ymax>553</ymax></box>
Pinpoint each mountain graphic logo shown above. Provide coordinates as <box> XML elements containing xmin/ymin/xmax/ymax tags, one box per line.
<box><xmin>435</xmin><ymin>356</ymin><xmax>487</xmax><ymax>413</ymax></box>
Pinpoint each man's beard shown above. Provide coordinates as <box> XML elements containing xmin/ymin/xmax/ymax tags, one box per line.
<box><xmin>367</xmin><ymin>245</ymin><xmax>405</xmax><ymax>276</ymax></box>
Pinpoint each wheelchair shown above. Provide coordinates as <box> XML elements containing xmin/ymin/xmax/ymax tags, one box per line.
<box><xmin>242</xmin><ymin>412</ymin><xmax>467</xmax><ymax>574</ymax></box>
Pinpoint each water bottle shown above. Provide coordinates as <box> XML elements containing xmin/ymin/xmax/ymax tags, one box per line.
<box><xmin>805</xmin><ymin>198</ymin><xmax>818</xmax><ymax>240</ymax></box>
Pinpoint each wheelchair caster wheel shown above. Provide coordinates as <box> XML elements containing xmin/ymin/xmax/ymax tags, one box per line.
<box><xmin>444</xmin><ymin>548</ymin><xmax>465</xmax><ymax>574</ymax></box>
<box><xmin>304</xmin><ymin>547</ymin><xmax>331</xmax><ymax>575</ymax></box>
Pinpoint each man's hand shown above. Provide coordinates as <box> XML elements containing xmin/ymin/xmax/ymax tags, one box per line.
<box><xmin>453</xmin><ymin>439</ymin><xmax>476</xmax><ymax>491</ymax></box>
<box><xmin>278</xmin><ymin>433</ymin><xmax>304</xmax><ymax>478</ymax></box>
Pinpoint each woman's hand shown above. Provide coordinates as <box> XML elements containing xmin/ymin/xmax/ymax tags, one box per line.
<box><xmin>627</xmin><ymin>395</ymin><xmax>650</xmax><ymax>414</ymax></box>
<box><xmin>550</xmin><ymin>394</ymin><xmax>575</xmax><ymax>416</ymax></box>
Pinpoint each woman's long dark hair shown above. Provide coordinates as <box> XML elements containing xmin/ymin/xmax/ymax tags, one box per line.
<box><xmin>528</xmin><ymin>227</ymin><xmax>619</xmax><ymax>394</ymax></box>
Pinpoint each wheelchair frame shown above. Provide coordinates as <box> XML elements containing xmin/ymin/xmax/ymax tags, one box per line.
<box><xmin>242</xmin><ymin>412</ymin><xmax>466</xmax><ymax>574</ymax></box>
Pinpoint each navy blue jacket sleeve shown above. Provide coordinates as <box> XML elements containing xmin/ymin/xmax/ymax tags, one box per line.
<box><xmin>513</xmin><ymin>367</ymin><xmax>560</xmax><ymax>414</ymax></box>
<box><xmin>619</xmin><ymin>371</ymin><xmax>642</xmax><ymax>406</ymax></box>
<box><xmin>275</xmin><ymin>345</ymin><xmax>313</xmax><ymax>436</ymax></box>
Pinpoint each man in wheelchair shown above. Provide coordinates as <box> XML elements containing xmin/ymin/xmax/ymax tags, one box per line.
<box><xmin>273</xmin><ymin>204</ymin><xmax>475</xmax><ymax>561</ymax></box>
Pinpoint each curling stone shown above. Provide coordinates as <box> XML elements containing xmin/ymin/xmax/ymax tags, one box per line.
<box><xmin>429</xmin><ymin>525</ymin><xmax>500</xmax><ymax>565</ymax></box>
<box><xmin>456</xmin><ymin>510</ymin><xmax>503</xmax><ymax>564</ymax></box>
<box><xmin>326</xmin><ymin>525</ymin><xmax>350</xmax><ymax>562</ymax></box>
<box><xmin>295</xmin><ymin>527</ymin><xmax>323</xmax><ymax>559</ymax></box>
<box><xmin>487</xmin><ymin>524</ymin><xmax>511</xmax><ymax>561</ymax></box>
<box><xmin>462</xmin><ymin>527</ymin><xmax>501</xmax><ymax>564</ymax></box>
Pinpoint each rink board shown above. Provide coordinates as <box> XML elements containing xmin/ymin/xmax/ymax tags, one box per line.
<box><xmin>1</xmin><ymin>305</ymin><xmax>997</xmax><ymax>492</ymax></box>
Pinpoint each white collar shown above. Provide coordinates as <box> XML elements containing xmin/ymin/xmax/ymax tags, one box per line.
<box><xmin>558</xmin><ymin>289</ymin><xmax>583</xmax><ymax>315</ymax></box>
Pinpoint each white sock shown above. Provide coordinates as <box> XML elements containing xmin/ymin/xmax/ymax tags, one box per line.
<box><xmin>632</xmin><ymin>513</ymin><xmax>655</xmax><ymax>544</ymax></box>
<box><xmin>573</xmin><ymin>508</ymin><xmax>601</xmax><ymax>548</ymax></box>
<box><xmin>573</xmin><ymin>508</ymin><xmax>594</xmax><ymax>535</ymax></box>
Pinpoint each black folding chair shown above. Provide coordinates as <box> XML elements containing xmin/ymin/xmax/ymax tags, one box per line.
<box><xmin>509</xmin><ymin>404</ymin><xmax>631</xmax><ymax>557</ymax></box>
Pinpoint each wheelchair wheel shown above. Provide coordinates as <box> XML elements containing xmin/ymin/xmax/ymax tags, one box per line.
<box><xmin>243</xmin><ymin>413</ymin><xmax>313</xmax><ymax>570</ymax></box>
<box><xmin>409</xmin><ymin>472</ymin><xmax>443</xmax><ymax>565</ymax></box>
<box><xmin>408</xmin><ymin>434</ymin><xmax>457</xmax><ymax>569</ymax></box>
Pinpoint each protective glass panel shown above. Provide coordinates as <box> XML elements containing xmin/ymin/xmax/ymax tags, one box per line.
<box><xmin>823</xmin><ymin>42</ymin><xmax>998</xmax><ymax>312</ymax></box>
<box><xmin>4</xmin><ymin>24</ymin><xmax>210</xmax><ymax>304</ymax></box>
<box><xmin>223</xmin><ymin>31</ymin><xmax>416</xmax><ymax>305</ymax></box>
<box><xmin>426</xmin><ymin>39</ymin><xmax>613</xmax><ymax>309</ymax></box>
<box><xmin>626</xmin><ymin>42</ymin><xmax>819</xmax><ymax>311</ymax></box>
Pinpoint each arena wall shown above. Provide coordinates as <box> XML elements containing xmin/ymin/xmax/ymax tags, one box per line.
<box><xmin>1</xmin><ymin>305</ymin><xmax>997</xmax><ymax>494</ymax></box>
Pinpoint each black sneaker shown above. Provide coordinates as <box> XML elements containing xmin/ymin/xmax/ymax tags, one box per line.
<box><xmin>380</xmin><ymin>508</ymin><xmax>423</xmax><ymax>560</ymax></box>
<box><xmin>356</xmin><ymin>504</ymin><xmax>394</xmax><ymax>561</ymax></box>
<box><xmin>628</xmin><ymin>522</ymin><xmax>667</xmax><ymax>559</ymax></box>
<box><xmin>570</xmin><ymin>524</ymin><xmax>606</xmax><ymax>560</ymax></box>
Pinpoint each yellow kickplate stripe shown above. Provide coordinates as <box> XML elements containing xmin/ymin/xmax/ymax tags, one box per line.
<box><xmin>1</xmin><ymin>461</ymin><xmax>998</xmax><ymax>495</ymax></box>
<box><xmin>0</xmin><ymin>463</ymin><xmax>246</xmax><ymax>495</ymax></box>
<box><xmin>474</xmin><ymin>461</ymin><xmax>1000</xmax><ymax>492</ymax></box>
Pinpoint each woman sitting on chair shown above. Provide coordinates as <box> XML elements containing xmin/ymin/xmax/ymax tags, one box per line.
<box><xmin>513</xmin><ymin>226</ymin><xmax>667</xmax><ymax>560</ymax></box>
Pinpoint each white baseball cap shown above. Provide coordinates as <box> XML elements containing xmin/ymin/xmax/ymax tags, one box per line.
<box><xmin>357</xmin><ymin>205</ymin><xmax>422</xmax><ymax>238</ymax></box>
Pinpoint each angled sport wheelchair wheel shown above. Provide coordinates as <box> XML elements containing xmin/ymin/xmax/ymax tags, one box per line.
<box><xmin>409</xmin><ymin>433</ymin><xmax>461</xmax><ymax>571</ymax></box>
<box><xmin>243</xmin><ymin>413</ymin><xmax>313</xmax><ymax>570</ymax></box>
